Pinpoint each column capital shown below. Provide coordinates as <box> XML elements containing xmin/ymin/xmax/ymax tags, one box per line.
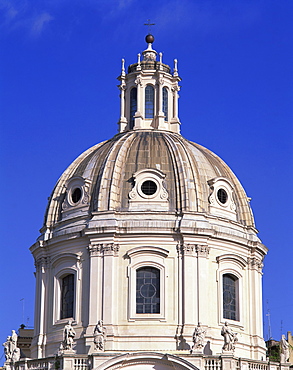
<box><xmin>177</xmin><ymin>243</ymin><xmax>210</xmax><ymax>257</ymax></box>
<box><xmin>247</xmin><ymin>257</ymin><xmax>263</xmax><ymax>272</ymax></box>
<box><xmin>88</xmin><ymin>243</ymin><xmax>120</xmax><ymax>257</ymax></box>
<box><xmin>35</xmin><ymin>256</ymin><xmax>51</xmax><ymax>272</ymax></box>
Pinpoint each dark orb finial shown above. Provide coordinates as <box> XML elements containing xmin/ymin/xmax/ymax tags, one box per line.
<box><xmin>145</xmin><ymin>34</ymin><xmax>154</xmax><ymax>44</ymax></box>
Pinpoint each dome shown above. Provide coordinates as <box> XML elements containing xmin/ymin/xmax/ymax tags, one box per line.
<box><xmin>42</xmin><ymin>129</ymin><xmax>254</xmax><ymax>240</ymax></box>
<box><xmin>29</xmin><ymin>36</ymin><xmax>267</xmax><ymax>363</ymax></box>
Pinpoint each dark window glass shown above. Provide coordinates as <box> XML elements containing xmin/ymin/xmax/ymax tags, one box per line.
<box><xmin>223</xmin><ymin>274</ymin><xmax>237</xmax><ymax>320</ymax></box>
<box><xmin>130</xmin><ymin>88</ymin><xmax>137</xmax><ymax>129</ymax></box>
<box><xmin>141</xmin><ymin>180</ymin><xmax>157</xmax><ymax>195</ymax></box>
<box><xmin>217</xmin><ymin>188</ymin><xmax>228</xmax><ymax>204</ymax></box>
<box><xmin>145</xmin><ymin>85</ymin><xmax>154</xmax><ymax>118</ymax></box>
<box><xmin>71</xmin><ymin>188</ymin><xmax>82</xmax><ymax>203</ymax></box>
<box><xmin>136</xmin><ymin>267</ymin><xmax>160</xmax><ymax>314</ymax></box>
<box><xmin>163</xmin><ymin>87</ymin><xmax>168</xmax><ymax>121</ymax></box>
<box><xmin>61</xmin><ymin>274</ymin><xmax>74</xmax><ymax>319</ymax></box>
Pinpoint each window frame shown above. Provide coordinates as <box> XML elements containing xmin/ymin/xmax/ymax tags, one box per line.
<box><xmin>53</xmin><ymin>268</ymin><xmax>77</xmax><ymax>324</ymax></box>
<box><xmin>145</xmin><ymin>85</ymin><xmax>154</xmax><ymax>119</ymax></box>
<box><xmin>217</xmin><ymin>267</ymin><xmax>243</xmax><ymax>326</ymax></box>
<box><xmin>222</xmin><ymin>273</ymin><xmax>238</xmax><ymax>321</ymax></box>
<box><xmin>130</xmin><ymin>87</ymin><xmax>137</xmax><ymax>129</ymax></box>
<box><xmin>127</xmin><ymin>246</ymin><xmax>168</xmax><ymax>321</ymax></box>
<box><xmin>60</xmin><ymin>273</ymin><xmax>75</xmax><ymax>320</ymax></box>
<box><xmin>136</xmin><ymin>266</ymin><xmax>160</xmax><ymax>314</ymax></box>
<box><xmin>216</xmin><ymin>254</ymin><xmax>245</xmax><ymax>327</ymax></box>
<box><xmin>162</xmin><ymin>86</ymin><xmax>168</xmax><ymax>121</ymax></box>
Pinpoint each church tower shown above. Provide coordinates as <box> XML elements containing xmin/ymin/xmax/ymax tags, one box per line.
<box><xmin>9</xmin><ymin>34</ymin><xmax>283</xmax><ymax>370</ymax></box>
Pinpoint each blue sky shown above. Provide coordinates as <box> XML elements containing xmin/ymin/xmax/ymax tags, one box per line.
<box><xmin>0</xmin><ymin>0</ymin><xmax>292</xmax><ymax>363</ymax></box>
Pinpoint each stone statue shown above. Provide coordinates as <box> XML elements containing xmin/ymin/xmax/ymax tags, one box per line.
<box><xmin>63</xmin><ymin>320</ymin><xmax>76</xmax><ymax>351</ymax></box>
<box><xmin>12</xmin><ymin>347</ymin><xmax>20</xmax><ymax>363</ymax></box>
<box><xmin>280</xmin><ymin>334</ymin><xmax>289</xmax><ymax>363</ymax></box>
<box><xmin>191</xmin><ymin>322</ymin><xmax>206</xmax><ymax>352</ymax></box>
<box><xmin>221</xmin><ymin>322</ymin><xmax>238</xmax><ymax>352</ymax></box>
<box><xmin>2</xmin><ymin>330</ymin><xmax>20</xmax><ymax>362</ymax></box>
<box><xmin>11</xmin><ymin>330</ymin><xmax>18</xmax><ymax>353</ymax></box>
<box><xmin>94</xmin><ymin>320</ymin><xmax>106</xmax><ymax>351</ymax></box>
<box><xmin>3</xmin><ymin>336</ymin><xmax>12</xmax><ymax>361</ymax></box>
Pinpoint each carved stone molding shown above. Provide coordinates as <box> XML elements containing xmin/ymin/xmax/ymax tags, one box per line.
<box><xmin>88</xmin><ymin>243</ymin><xmax>120</xmax><ymax>257</ymax></box>
<box><xmin>134</xmin><ymin>76</ymin><xmax>142</xmax><ymax>86</ymax></box>
<box><xmin>177</xmin><ymin>244</ymin><xmax>210</xmax><ymax>257</ymax></box>
<box><xmin>247</xmin><ymin>257</ymin><xmax>263</xmax><ymax>272</ymax></box>
<box><xmin>196</xmin><ymin>244</ymin><xmax>210</xmax><ymax>258</ymax></box>
<box><xmin>118</xmin><ymin>82</ymin><xmax>126</xmax><ymax>91</ymax></box>
<box><xmin>177</xmin><ymin>243</ymin><xmax>195</xmax><ymax>256</ymax></box>
<box><xmin>62</xmin><ymin>177</ymin><xmax>91</xmax><ymax>211</ymax></box>
<box><xmin>128</xmin><ymin>168</ymin><xmax>169</xmax><ymax>211</ymax></box>
<box><xmin>172</xmin><ymin>83</ymin><xmax>180</xmax><ymax>92</ymax></box>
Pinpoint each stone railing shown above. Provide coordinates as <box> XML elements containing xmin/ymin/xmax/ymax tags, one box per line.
<box><xmin>15</xmin><ymin>357</ymin><xmax>56</xmax><ymax>370</ymax></box>
<box><xmin>205</xmin><ymin>357</ymin><xmax>222</xmax><ymax>370</ymax></box>
<box><xmin>203</xmin><ymin>356</ymin><xmax>283</xmax><ymax>370</ymax></box>
<box><xmin>74</xmin><ymin>357</ymin><xmax>90</xmax><ymax>370</ymax></box>
<box><xmin>13</xmin><ymin>355</ymin><xmax>90</xmax><ymax>370</ymax></box>
<box><xmin>11</xmin><ymin>354</ymin><xmax>286</xmax><ymax>370</ymax></box>
<box><xmin>248</xmin><ymin>361</ymin><xmax>269</xmax><ymax>370</ymax></box>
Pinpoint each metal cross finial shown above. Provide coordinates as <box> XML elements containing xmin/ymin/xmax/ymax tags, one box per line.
<box><xmin>144</xmin><ymin>19</ymin><xmax>155</xmax><ymax>34</ymax></box>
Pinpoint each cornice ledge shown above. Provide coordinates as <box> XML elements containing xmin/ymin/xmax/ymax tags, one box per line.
<box><xmin>248</xmin><ymin>241</ymin><xmax>268</xmax><ymax>256</ymax></box>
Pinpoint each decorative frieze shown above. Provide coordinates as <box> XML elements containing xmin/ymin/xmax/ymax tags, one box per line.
<box><xmin>88</xmin><ymin>243</ymin><xmax>120</xmax><ymax>257</ymax></box>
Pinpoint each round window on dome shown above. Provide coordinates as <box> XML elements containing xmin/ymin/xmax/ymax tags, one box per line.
<box><xmin>71</xmin><ymin>187</ymin><xmax>82</xmax><ymax>204</ymax></box>
<box><xmin>217</xmin><ymin>188</ymin><xmax>228</xmax><ymax>204</ymax></box>
<box><xmin>141</xmin><ymin>180</ymin><xmax>157</xmax><ymax>196</ymax></box>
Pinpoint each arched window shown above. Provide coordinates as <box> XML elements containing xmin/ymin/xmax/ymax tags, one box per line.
<box><xmin>136</xmin><ymin>267</ymin><xmax>160</xmax><ymax>314</ymax></box>
<box><xmin>130</xmin><ymin>87</ymin><xmax>137</xmax><ymax>129</ymax></box>
<box><xmin>60</xmin><ymin>274</ymin><xmax>75</xmax><ymax>319</ymax></box>
<box><xmin>163</xmin><ymin>87</ymin><xmax>168</xmax><ymax>121</ymax></box>
<box><xmin>223</xmin><ymin>274</ymin><xmax>238</xmax><ymax>320</ymax></box>
<box><xmin>145</xmin><ymin>85</ymin><xmax>154</xmax><ymax>119</ymax></box>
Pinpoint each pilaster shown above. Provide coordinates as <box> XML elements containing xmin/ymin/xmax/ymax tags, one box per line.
<box><xmin>196</xmin><ymin>244</ymin><xmax>210</xmax><ymax>324</ymax></box>
<box><xmin>34</xmin><ymin>256</ymin><xmax>51</xmax><ymax>358</ymax></box>
<box><xmin>177</xmin><ymin>243</ymin><xmax>198</xmax><ymax>328</ymax></box>
<box><xmin>134</xmin><ymin>76</ymin><xmax>143</xmax><ymax>129</ymax></box>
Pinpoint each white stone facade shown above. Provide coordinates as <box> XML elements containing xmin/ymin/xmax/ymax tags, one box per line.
<box><xmin>6</xmin><ymin>35</ymin><xmax>286</xmax><ymax>370</ymax></box>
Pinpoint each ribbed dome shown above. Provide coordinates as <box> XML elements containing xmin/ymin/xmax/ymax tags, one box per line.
<box><xmin>43</xmin><ymin>130</ymin><xmax>254</xmax><ymax>235</ymax></box>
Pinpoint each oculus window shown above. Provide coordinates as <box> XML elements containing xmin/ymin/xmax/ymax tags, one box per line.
<box><xmin>145</xmin><ymin>85</ymin><xmax>154</xmax><ymax>119</ymax></box>
<box><xmin>71</xmin><ymin>187</ymin><xmax>82</xmax><ymax>204</ymax></box>
<box><xmin>141</xmin><ymin>180</ymin><xmax>157</xmax><ymax>196</ymax></box>
<box><xmin>136</xmin><ymin>267</ymin><xmax>160</xmax><ymax>314</ymax></box>
<box><xmin>223</xmin><ymin>274</ymin><xmax>238</xmax><ymax>321</ymax></box>
<box><xmin>217</xmin><ymin>188</ymin><xmax>228</xmax><ymax>204</ymax></box>
<box><xmin>60</xmin><ymin>274</ymin><xmax>75</xmax><ymax>319</ymax></box>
